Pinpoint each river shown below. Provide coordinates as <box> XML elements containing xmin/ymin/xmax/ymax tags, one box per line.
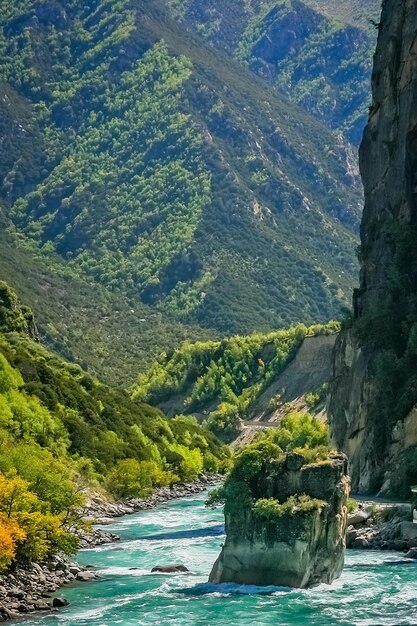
<box><xmin>25</xmin><ymin>491</ymin><xmax>417</xmax><ymax>626</ymax></box>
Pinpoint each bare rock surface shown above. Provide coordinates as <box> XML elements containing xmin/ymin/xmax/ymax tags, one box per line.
<box><xmin>151</xmin><ymin>565</ymin><xmax>190</xmax><ymax>573</ymax></box>
<box><xmin>328</xmin><ymin>0</ymin><xmax>417</xmax><ymax>495</ymax></box>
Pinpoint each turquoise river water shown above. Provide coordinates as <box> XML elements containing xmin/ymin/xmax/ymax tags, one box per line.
<box><xmin>25</xmin><ymin>492</ymin><xmax>417</xmax><ymax>626</ymax></box>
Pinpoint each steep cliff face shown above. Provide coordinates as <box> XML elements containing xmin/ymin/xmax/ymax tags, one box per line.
<box><xmin>329</xmin><ymin>0</ymin><xmax>417</xmax><ymax>496</ymax></box>
<box><xmin>209</xmin><ymin>452</ymin><xmax>349</xmax><ymax>588</ymax></box>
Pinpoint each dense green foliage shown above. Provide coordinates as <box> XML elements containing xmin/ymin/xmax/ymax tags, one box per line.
<box><xmin>11</xmin><ymin>40</ymin><xmax>210</xmax><ymax>294</ymax></box>
<box><xmin>134</xmin><ymin>322</ymin><xmax>339</xmax><ymax>440</ymax></box>
<box><xmin>0</xmin><ymin>331</ymin><xmax>230</xmax><ymax>480</ymax></box>
<box><xmin>207</xmin><ymin>411</ymin><xmax>330</xmax><ymax>524</ymax></box>
<box><xmin>0</xmin><ymin>230</ymin><xmax>216</xmax><ymax>387</ymax></box>
<box><xmin>166</xmin><ymin>0</ymin><xmax>380</xmax><ymax>143</ymax></box>
<box><xmin>0</xmin><ymin>0</ymin><xmax>361</xmax><ymax>339</ymax></box>
<box><xmin>0</xmin><ymin>280</ymin><xmax>36</xmax><ymax>337</ymax></box>
<box><xmin>253</xmin><ymin>494</ymin><xmax>327</xmax><ymax>521</ymax></box>
<box><xmin>0</xmin><ymin>471</ymin><xmax>79</xmax><ymax>571</ymax></box>
<box><xmin>0</xmin><ymin>281</ymin><xmax>230</xmax><ymax>566</ymax></box>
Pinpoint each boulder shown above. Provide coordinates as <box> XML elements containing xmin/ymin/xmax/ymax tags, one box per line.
<box><xmin>34</xmin><ymin>600</ymin><xmax>50</xmax><ymax>611</ymax></box>
<box><xmin>286</xmin><ymin>452</ymin><xmax>305</xmax><ymax>471</ymax></box>
<box><xmin>346</xmin><ymin>527</ymin><xmax>358</xmax><ymax>548</ymax></box>
<box><xmin>401</xmin><ymin>521</ymin><xmax>417</xmax><ymax>542</ymax></box>
<box><xmin>53</xmin><ymin>597</ymin><xmax>69</xmax><ymax>608</ymax></box>
<box><xmin>352</xmin><ymin>537</ymin><xmax>369</xmax><ymax>549</ymax></box>
<box><xmin>347</xmin><ymin>510</ymin><xmax>370</xmax><ymax>526</ymax></box>
<box><xmin>151</xmin><ymin>565</ymin><xmax>190</xmax><ymax>573</ymax></box>
<box><xmin>405</xmin><ymin>548</ymin><xmax>417</xmax><ymax>559</ymax></box>
<box><xmin>76</xmin><ymin>571</ymin><xmax>97</xmax><ymax>582</ymax></box>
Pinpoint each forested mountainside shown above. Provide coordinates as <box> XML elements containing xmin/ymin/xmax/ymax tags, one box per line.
<box><xmin>0</xmin><ymin>229</ymin><xmax>216</xmax><ymax>387</ymax></box>
<box><xmin>133</xmin><ymin>321</ymin><xmax>338</xmax><ymax>442</ymax></box>
<box><xmin>1</xmin><ymin>0</ymin><xmax>362</xmax><ymax>339</ymax></box>
<box><xmin>166</xmin><ymin>0</ymin><xmax>381</xmax><ymax>144</ymax></box>
<box><xmin>0</xmin><ymin>279</ymin><xmax>230</xmax><ymax>569</ymax></box>
<box><xmin>329</xmin><ymin>0</ymin><xmax>417</xmax><ymax>498</ymax></box>
<box><xmin>303</xmin><ymin>0</ymin><xmax>380</xmax><ymax>29</ymax></box>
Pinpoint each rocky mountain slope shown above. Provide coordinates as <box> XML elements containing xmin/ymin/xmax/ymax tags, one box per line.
<box><xmin>0</xmin><ymin>0</ymin><xmax>361</xmax><ymax>341</ymax></box>
<box><xmin>133</xmin><ymin>322</ymin><xmax>338</xmax><ymax>441</ymax></box>
<box><xmin>166</xmin><ymin>0</ymin><xmax>381</xmax><ymax>143</ymax></box>
<box><xmin>328</xmin><ymin>0</ymin><xmax>417</xmax><ymax>498</ymax></box>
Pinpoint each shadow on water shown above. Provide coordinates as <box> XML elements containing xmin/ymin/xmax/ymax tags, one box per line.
<box><xmin>177</xmin><ymin>582</ymin><xmax>292</xmax><ymax>596</ymax></box>
<box><xmin>142</xmin><ymin>524</ymin><xmax>225</xmax><ymax>541</ymax></box>
<box><xmin>347</xmin><ymin>559</ymin><xmax>417</xmax><ymax>570</ymax></box>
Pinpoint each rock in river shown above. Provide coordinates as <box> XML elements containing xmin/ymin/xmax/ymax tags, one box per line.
<box><xmin>151</xmin><ymin>565</ymin><xmax>190</xmax><ymax>573</ymax></box>
<box><xmin>209</xmin><ymin>452</ymin><xmax>350</xmax><ymax>588</ymax></box>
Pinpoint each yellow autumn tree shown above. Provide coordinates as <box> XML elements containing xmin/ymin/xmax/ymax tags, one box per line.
<box><xmin>0</xmin><ymin>515</ymin><xmax>26</xmax><ymax>570</ymax></box>
<box><xmin>0</xmin><ymin>472</ymin><xmax>78</xmax><ymax>571</ymax></box>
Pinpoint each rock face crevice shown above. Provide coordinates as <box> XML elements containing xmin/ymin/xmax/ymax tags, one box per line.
<box><xmin>209</xmin><ymin>453</ymin><xmax>349</xmax><ymax>588</ymax></box>
<box><xmin>329</xmin><ymin>0</ymin><xmax>417</xmax><ymax>495</ymax></box>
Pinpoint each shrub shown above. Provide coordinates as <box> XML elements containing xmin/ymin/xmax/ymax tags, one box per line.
<box><xmin>106</xmin><ymin>459</ymin><xmax>172</xmax><ymax>499</ymax></box>
<box><xmin>347</xmin><ymin>498</ymin><xmax>358</xmax><ymax>513</ymax></box>
<box><xmin>253</xmin><ymin>495</ymin><xmax>327</xmax><ymax>521</ymax></box>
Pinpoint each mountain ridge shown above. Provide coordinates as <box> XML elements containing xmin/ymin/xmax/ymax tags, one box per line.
<box><xmin>165</xmin><ymin>0</ymin><xmax>381</xmax><ymax>143</ymax></box>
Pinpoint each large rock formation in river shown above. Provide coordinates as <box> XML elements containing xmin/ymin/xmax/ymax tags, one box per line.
<box><xmin>328</xmin><ymin>0</ymin><xmax>417</xmax><ymax>497</ymax></box>
<box><xmin>209</xmin><ymin>452</ymin><xmax>349</xmax><ymax>588</ymax></box>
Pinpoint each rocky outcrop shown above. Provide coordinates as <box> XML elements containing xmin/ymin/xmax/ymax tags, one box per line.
<box><xmin>209</xmin><ymin>453</ymin><xmax>349</xmax><ymax>588</ymax></box>
<box><xmin>346</xmin><ymin>502</ymin><xmax>415</xmax><ymax>551</ymax></box>
<box><xmin>328</xmin><ymin>0</ymin><xmax>417</xmax><ymax>496</ymax></box>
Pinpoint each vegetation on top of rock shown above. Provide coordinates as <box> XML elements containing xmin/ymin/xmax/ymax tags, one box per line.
<box><xmin>207</xmin><ymin>411</ymin><xmax>348</xmax><ymax>588</ymax></box>
<box><xmin>253</xmin><ymin>494</ymin><xmax>327</xmax><ymax>521</ymax></box>
<box><xmin>133</xmin><ymin>322</ymin><xmax>339</xmax><ymax>441</ymax></box>
<box><xmin>1</xmin><ymin>0</ymin><xmax>361</xmax><ymax>339</ymax></box>
<box><xmin>206</xmin><ymin>410</ymin><xmax>330</xmax><ymax>512</ymax></box>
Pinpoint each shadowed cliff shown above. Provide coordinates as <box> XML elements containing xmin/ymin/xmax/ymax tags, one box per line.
<box><xmin>329</xmin><ymin>0</ymin><xmax>417</xmax><ymax>497</ymax></box>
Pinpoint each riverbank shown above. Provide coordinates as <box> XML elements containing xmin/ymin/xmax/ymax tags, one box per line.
<box><xmin>0</xmin><ymin>556</ymin><xmax>99</xmax><ymax>622</ymax></box>
<box><xmin>346</xmin><ymin>501</ymin><xmax>417</xmax><ymax>554</ymax></box>
<box><xmin>79</xmin><ymin>474</ymin><xmax>222</xmax><ymax>547</ymax></box>
<box><xmin>2</xmin><ymin>479</ymin><xmax>416</xmax><ymax>622</ymax></box>
<box><xmin>0</xmin><ymin>475</ymin><xmax>221</xmax><ymax>622</ymax></box>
